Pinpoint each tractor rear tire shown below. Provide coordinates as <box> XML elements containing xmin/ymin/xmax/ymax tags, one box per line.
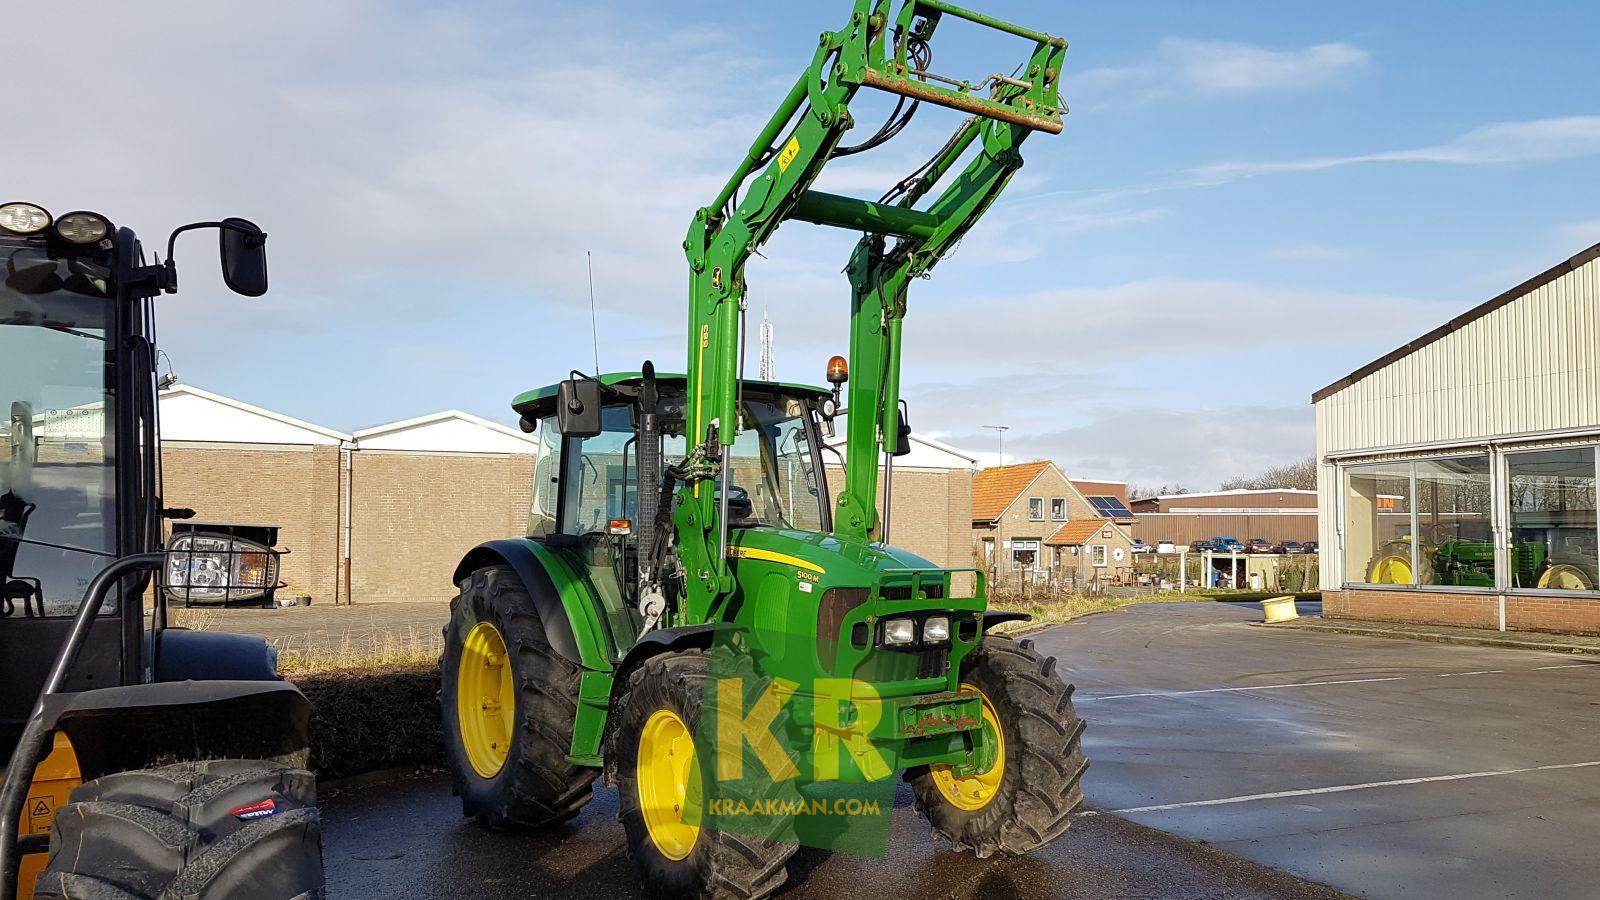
<box><xmin>611</xmin><ymin>650</ymin><xmax>796</xmax><ymax>899</ymax></box>
<box><xmin>441</xmin><ymin>565</ymin><xmax>597</xmax><ymax>828</ymax></box>
<box><xmin>33</xmin><ymin>759</ymin><xmax>323</xmax><ymax>900</ymax></box>
<box><xmin>909</xmin><ymin>635</ymin><xmax>1087</xmax><ymax>858</ymax></box>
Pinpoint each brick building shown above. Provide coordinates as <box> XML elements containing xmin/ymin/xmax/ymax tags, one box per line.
<box><xmin>825</xmin><ymin>432</ymin><xmax>977</xmax><ymax>570</ymax></box>
<box><xmin>158</xmin><ymin>386</ymin><xmax>537</xmax><ymax>603</ymax></box>
<box><xmin>1130</xmin><ymin>488</ymin><xmax>1319</xmax><ymax>547</ymax></box>
<box><xmin>1315</xmin><ymin>240</ymin><xmax>1600</xmax><ymax>633</ymax></box>
<box><xmin>971</xmin><ymin>461</ymin><xmax>1136</xmax><ymax>588</ymax></box>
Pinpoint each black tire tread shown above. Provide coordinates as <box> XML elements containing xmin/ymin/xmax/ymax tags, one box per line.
<box><xmin>35</xmin><ymin>760</ymin><xmax>323</xmax><ymax>900</ymax></box>
<box><xmin>910</xmin><ymin>635</ymin><xmax>1088</xmax><ymax>858</ymax></box>
<box><xmin>440</xmin><ymin>565</ymin><xmax>598</xmax><ymax>828</ymax></box>
<box><xmin>611</xmin><ymin>649</ymin><xmax>796</xmax><ymax>899</ymax></box>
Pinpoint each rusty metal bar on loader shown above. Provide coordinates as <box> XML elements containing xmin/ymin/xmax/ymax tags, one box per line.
<box><xmin>861</xmin><ymin>68</ymin><xmax>1063</xmax><ymax>134</ymax></box>
<box><xmin>792</xmin><ymin>190</ymin><xmax>944</xmax><ymax>238</ymax></box>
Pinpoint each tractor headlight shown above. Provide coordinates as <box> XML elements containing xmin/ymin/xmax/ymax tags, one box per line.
<box><xmin>882</xmin><ymin>617</ymin><xmax>916</xmax><ymax>646</ymax></box>
<box><xmin>165</xmin><ymin>532</ymin><xmax>279</xmax><ymax>603</ymax></box>
<box><xmin>55</xmin><ymin>212</ymin><xmax>110</xmax><ymax>244</ymax></box>
<box><xmin>923</xmin><ymin>615</ymin><xmax>950</xmax><ymax>644</ymax></box>
<box><xmin>0</xmin><ymin>202</ymin><xmax>51</xmax><ymax>235</ymax></box>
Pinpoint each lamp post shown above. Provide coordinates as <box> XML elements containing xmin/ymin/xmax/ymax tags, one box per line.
<box><xmin>982</xmin><ymin>424</ymin><xmax>1010</xmax><ymax>468</ymax></box>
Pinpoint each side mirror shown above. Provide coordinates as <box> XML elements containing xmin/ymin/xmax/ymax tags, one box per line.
<box><xmin>219</xmin><ymin>217</ymin><xmax>268</xmax><ymax>297</ymax></box>
<box><xmin>557</xmin><ymin>379</ymin><xmax>602</xmax><ymax>438</ymax></box>
<box><xmin>893</xmin><ymin>404</ymin><xmax>912</xmax><ymax>457</ymax></box>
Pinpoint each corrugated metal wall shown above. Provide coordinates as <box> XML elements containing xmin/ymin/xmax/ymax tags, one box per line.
<box><xmin>1317</xmin><ymin>255</ymin><xmax>1599</xmax><ymax>454</ymax></box>
<box><xmin>1315</xmin><ymin>253</ymin><xmax>1600</xmax><ymax>557</ymax></box>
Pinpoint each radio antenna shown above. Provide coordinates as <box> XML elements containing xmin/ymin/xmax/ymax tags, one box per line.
<box><xmin>586</xmin><ymin>250</ymin><xmax>600</xmax><ymax>375</ymax></box>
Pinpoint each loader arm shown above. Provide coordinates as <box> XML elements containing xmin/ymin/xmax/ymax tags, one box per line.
<box><xmin>676</xmin><ymin>0</ymin><xmax>1066</xmax><ymax>622</ymax></box>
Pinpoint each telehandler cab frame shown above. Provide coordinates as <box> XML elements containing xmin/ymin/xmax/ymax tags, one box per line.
<box><xmin>442</xmin><ymin>3</ymin><xmax>1086</xmax><ymax>896</ymax></box>
<box><xmin>0</xmin><ymin>203</ymin><xmax>325</xmax><ymax>900</ymax></box>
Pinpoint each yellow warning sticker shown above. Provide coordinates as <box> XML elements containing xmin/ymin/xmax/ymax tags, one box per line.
<box><xmin>777</xmin><ymin>136</ymin><xmax>801</xmax><ymax>173</ymax></box>
<box><xmin>27</xmin><ymin>796</ymin><xmax>53</xmax><ymax>834</ymax></box>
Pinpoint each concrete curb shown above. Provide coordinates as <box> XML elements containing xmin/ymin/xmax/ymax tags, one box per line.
<box><xmin>1268</xmin><ymin>620</ymin><xmax>1600</xmax><ymax>656</ymax></box>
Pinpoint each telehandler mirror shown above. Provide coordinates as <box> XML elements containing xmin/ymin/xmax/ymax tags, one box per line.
<box><xmin>219</xmin><ymin>217</ymin><xmax>268</xmax><ymax>297</ymax></box>
<box><xmin>557</xmin><ymin>379</ymin><xmax>602</xmax><ymax>437</ymax></box>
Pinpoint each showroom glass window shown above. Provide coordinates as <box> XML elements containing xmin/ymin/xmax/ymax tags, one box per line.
<box><xmin>1507</xmin><ymin>447</ymin><xmax>1598</xmax><ymax>591</ymax></box>
<box><xmin>1414</xmin><ymin>456</ymin><xmax>1494</xmax><ymax>587</ymax></box>
<box><xmin>1343</xmin><ymin>462</ymin><xmax>1414</xmax><ymax>585</ymax></box>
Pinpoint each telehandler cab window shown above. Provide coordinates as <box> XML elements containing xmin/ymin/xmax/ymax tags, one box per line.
<box><xmin>0</xmin><ymin>245</ymin><xmax>115</xmax><ymax>616</ymax></box>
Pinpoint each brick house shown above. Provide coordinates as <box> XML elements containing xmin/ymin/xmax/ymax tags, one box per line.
<box><xmin>971</xmin><ymin>461</ymin><xmax>1136</xmax><ymax>588</ymax></box>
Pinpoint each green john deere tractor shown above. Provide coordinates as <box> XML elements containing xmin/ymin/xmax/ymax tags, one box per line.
<box><xmin>440</xmin><ymin>3</ymin><xmax>1084</xmax><ymax>896</ymax></box>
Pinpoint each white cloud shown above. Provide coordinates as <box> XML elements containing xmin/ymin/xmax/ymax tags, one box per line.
<box><xmin>1554</xmin><ymin>219</ymin><xmax>1600</xmax><ymax>252</ymax></box>
<box><xmin>1193</xmin><ymin>116</ymin><xmax>1600</xmax><ymax>182</ymax></box>
<box><xmin>1161</xmin><ymin>39</ymin><xmax>1370</xmax><ymax>95</ymax></box>
<box><xmin>1074</xmin><ymin>38</ymin><xmax>1369</xmax><ymax>104</ymax></box>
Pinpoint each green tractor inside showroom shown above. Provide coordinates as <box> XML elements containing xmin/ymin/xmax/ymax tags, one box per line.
<box><xmin>440</xmin><ymin>2</ymin><xmax>1086</xmax><ymax>896</ymax></box>
<box><xmin>0</xmin><ymin>202</ymin><xmax>325</xmax><ymax>899</ymax></box>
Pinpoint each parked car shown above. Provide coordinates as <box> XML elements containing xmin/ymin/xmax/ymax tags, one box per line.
<box><xmin>1212</xmin><ymin>536</ymin><xmax>1247</xmax><ymax>554</ymax></box>
<box><xmin>1248</xmin><ymin>538</ymin><xmax>1273</xmax><ymax>554</ymax></box>
<box><xmin>1275</xmin><ymin>540</ymin><xmax>1306</xmax><ymax>554</ymax></box>
<box><xmin>1190</xmin><ymin>539</ymin><xmax>1216</xmax><ymax>553</ymax></box>
<box><xmin>1131</xmin><ymin>539</ymin><xmax>1151</xmax><ymax>554</ymax></box>
<box><xmin>1303</xmin><ymin>541</ymin><xmax>1319</xmax><ymax>554</ymax></box>
<box><xmin>1156</xmin><ymin>540</ymin><xmax>1178</xmax><ymax>555</ymax></box>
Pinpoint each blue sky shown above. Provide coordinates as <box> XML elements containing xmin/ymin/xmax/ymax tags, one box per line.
<box><xmin>10</xmin><ymin>1</ymin><xmax>1599</xmax><ymax>489</ymax></box>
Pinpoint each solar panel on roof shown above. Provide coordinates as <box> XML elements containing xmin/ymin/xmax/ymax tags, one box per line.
<box><xmin>1088</xmin><ymin>496</ymin><xmax>1135</xmax><ymax>518</ymax></box>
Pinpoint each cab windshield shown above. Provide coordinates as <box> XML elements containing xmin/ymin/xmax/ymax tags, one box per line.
<box><xmin>0</xmin><ymin>243</ymin><xmax>114</xmax><ymax>616</ymax></box>
<box><xmin>537</xmin><ymin>392</ymin><xmax>825</xmax><ymax>538</ymax></box>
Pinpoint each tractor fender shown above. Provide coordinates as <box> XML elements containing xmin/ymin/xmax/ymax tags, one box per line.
<box><xmin>37</xmin><ymin>680</ymin><xmax>311</xmax><ymax>780</ymax></box>
<box><xmin>454</xmin><ymin>539</ymin><xmax>597</xmax><ymax>669</ymax></box>
<box><xmin>153</xmin><ymin>628</ymin><xmax>282</xmax><ymax>682</ymax></box>
<box><xmin>982</xmin><ymin>611</ymin><xmax>1031</xmax><ymax>631</ymax></box>
<box><xmin>614</xmin><ymin>622</ymin><xmax>746</xmax><ymax>687</ymax></box>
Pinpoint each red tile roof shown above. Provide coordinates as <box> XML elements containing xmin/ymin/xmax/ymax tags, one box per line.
<box><xmin>1045</xmin><ymin>519</ymin><xmax>1118</xmax><ymax>546</ymax></box>
<box><xmin>971</xmin><ymin>461</ymin><xmax>1051</xmax><ymax>522</ymax></box>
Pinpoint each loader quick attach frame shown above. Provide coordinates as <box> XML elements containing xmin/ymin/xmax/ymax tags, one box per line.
<box><xmin>672</xmin><ymin>0</ymin><xmax>1066</xmax><ymax>620</ymax></box>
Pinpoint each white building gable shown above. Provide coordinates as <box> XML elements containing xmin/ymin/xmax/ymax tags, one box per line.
<box><xmin>353</xmin><ymin>411</ymin><xmax>537</xmax><ymax>454</ymax></box>
<box><xmin>158</xmin><ymin>385</ymin><xmax>350</xmax><ymax>446</ymax></box>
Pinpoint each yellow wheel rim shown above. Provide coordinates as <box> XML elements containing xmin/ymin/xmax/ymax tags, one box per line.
<box><xmin>457</xmin><ymin>621</ymin><xmax>514</xmax><ymax>779</ymax></box>
<box><xmin>637</xmin><ymin>708</ymin><xmax>700</xmax><ymax>861</ymax></box>
<box><xmin>1539</xmin><ymin>564</ymin><xmax>1594</xmax><ymax>590</ymax></box>
<box><xmin>1370</xmin><ymin>555</ymin><xmax>1413</xmax><ymax>585</ymax></box>
<box><xmin>931</xmin><ymin>683</ymin><xmax>1006</xmax><ymax>812</ymax></box>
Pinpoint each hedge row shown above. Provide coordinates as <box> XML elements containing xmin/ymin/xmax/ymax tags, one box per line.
<box><xmin>295</xmin><ymin>660</ymin><xmax>444</xmax><ymax>782</ymax></box>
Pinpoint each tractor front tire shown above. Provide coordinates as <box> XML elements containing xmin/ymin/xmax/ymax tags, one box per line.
<box><xmin>441</xmin><ymin>565</ymin><xmax>597</xmax><ymax>828</ymax></box>
<box><xmin>34</xmin><ymin>759</ymin><xmax>323</xmax><ymax>900</ymax></box>
<box><xmin>909</xmin><ymin>635</ymin><xmax>1088</xmax><ymax>858</ymax></box>
<box><xmin>611</xmin><ymin>650</ymin><xmax>795</xmax><ymax>899</ymax></box>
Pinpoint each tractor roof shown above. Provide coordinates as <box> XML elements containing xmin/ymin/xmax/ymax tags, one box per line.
<box><xmin>512</xmin><ymin>372</ymin><xmax>829</xmax><ymax>419</ymax></box>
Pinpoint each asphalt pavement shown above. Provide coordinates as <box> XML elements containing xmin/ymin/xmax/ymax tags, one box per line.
<box><xmin>1031</xmin><ymin>601</ymin><xmax>1600</xmax><ymax>899</ymax></box>
<box><xmin>323</xmin><ymin>774</ymin><xmax>1347</xmax><ymax>899</ymax></box>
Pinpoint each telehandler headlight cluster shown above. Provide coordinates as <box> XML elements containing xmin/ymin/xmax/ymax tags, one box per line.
<box><xmin>0</xmin><ymin>202</ymin><xmax>51</xmax><ymax>235</ymax></box>
<box><xmin>55</xmin><ymin>212</ymin><xmax>110</xmax><ymax>244</ymax></box>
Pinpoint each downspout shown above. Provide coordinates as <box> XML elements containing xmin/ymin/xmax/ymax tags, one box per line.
<box><xmin>340</xmin><ymin>440</ymin><xmax>355</xmax><ymax>605</ymax></box>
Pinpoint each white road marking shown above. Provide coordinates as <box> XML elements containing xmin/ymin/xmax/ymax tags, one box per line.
<box><xmin>1535</xmin><ymin>662</ymin><xmax>1600</xmax><ymax>670</ymax></box>
<box><xmin>1088</xmin><ymin>666</ymin><xmax>1510</xmax><ymax>701</ymax></box>
<box><xmin>1112</xmin><ymin>760</ymin><xmax>1600</xmax><ymax>814</ymax></box>
<box><xmin>1085</xmin><ymin>676</ymin><xmax>1404</xmax><ymax>702</ymax></box>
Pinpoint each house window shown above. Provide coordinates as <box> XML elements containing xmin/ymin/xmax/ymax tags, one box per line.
<box><xmin>1012</xmin><ymin>539</ymin><xmax>1041</xmax><ymax>571</ymax></box>
<box><xmin>1091</xmin><ymin>545</ymin><xmax>1108</xmax><ymax>567</ymax></box>
<box><xmin>1028</xmin><ymin>497</ymin><xmax>1044</xmax><ymax>520</ymax></box>
<box><xmin>1051</xmin><ymin>498</ymin><xmax>1066</xmax><ymax>521</ymax></box>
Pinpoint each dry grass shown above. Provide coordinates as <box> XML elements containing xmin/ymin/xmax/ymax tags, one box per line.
<box><xmin>274</xmin><ymin>627</ymin><xmax>443</xmax><ymax>679</ymax></box>
<box><xmin>985</xmin><ymin>589</ymin><xmax>1215</xmax><ymax>632</ymax></box>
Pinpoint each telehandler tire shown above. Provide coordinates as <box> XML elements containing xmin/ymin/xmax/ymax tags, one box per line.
<box><xmin>441</xmin><ymin>565</ymin><xmax>596</xmax><ymax>828</ymax></box>
<box><xmin>611</xmin><ymin>649</ymin><xmax>795</xmax><ymax>899</ymax></box>
<box><xmin>34</xmin><ymin>759</ymin><xmax>323</xmax><ymax>900</ymax></box>
<box><xmin>909</xmin><ymin>635</ymin><xmax>1087</xmax><ymax>858</ymax></box>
